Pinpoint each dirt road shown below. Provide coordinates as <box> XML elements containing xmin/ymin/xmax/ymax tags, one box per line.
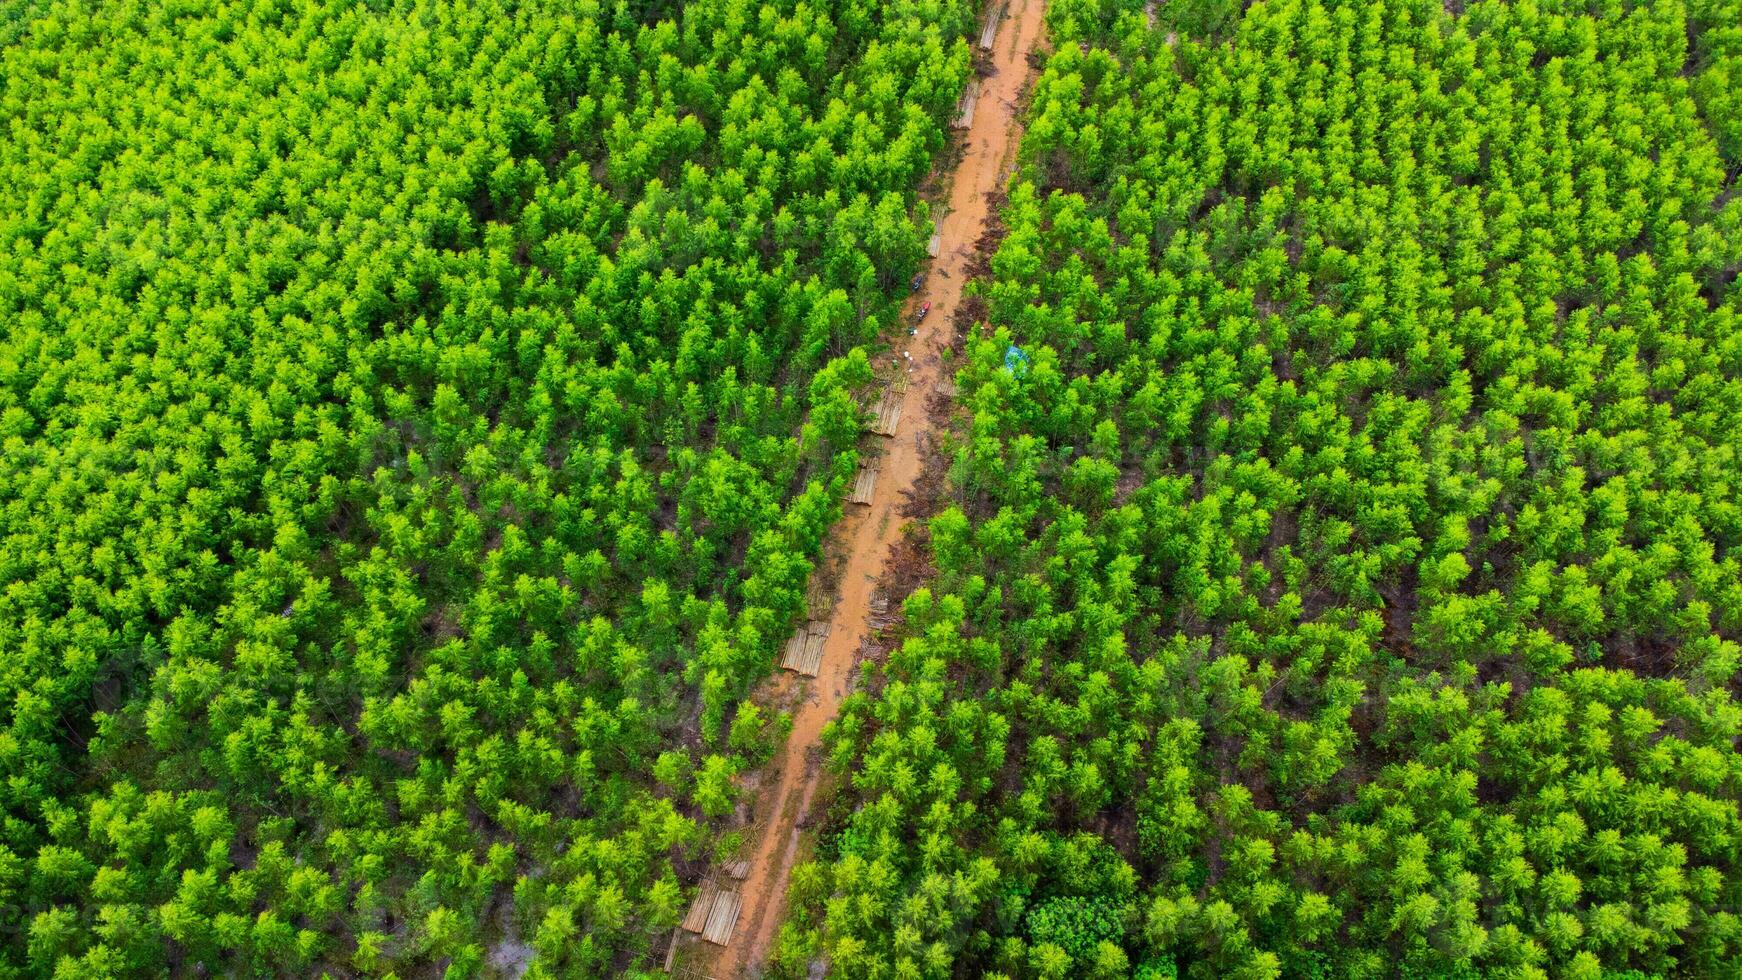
<box><xmin>711</xmin><ymin>1</ymin><xmax>1048</xmax><ymax>975</ymax></box>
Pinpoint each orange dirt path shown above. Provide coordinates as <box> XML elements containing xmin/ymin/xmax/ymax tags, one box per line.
<box><xmin>714</xmin><ymin>1</ymin><xmax>1049</xmax><ymax>975</ymax></box>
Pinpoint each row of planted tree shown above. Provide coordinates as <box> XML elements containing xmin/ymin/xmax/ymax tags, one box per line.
<box><xmin>779</xmin><ymin>0</ymin><xmax>1742</xmax><ymax>976</ymax></box>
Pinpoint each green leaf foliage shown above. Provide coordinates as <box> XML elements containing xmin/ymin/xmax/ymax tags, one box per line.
<box><xmin>800</xmin><ymin>0</ymin><xmax>1742</xmax><ymax>978</ymax></box>
<box><xmin>0</xmin><ymin>0</ymin><xmax>975</xmax><ymax>973</ymax></box>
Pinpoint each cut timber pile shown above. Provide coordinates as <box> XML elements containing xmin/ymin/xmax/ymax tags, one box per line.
<box><xmin>781</xmin><ymin>621</ymin><xmax>831</xmax><ymax>676</ymax></box>
<box><xmin>979</xmin><ymin>3</ymin><xmax>1004</xmax><ymax>49</ymax></box>
<box><xmin>681</xmin><ymin>878</ymin><xmax>743</xmax><ymax>948</ymax></box>
<box><xmin>682</xmin><ymin>880</ymin><xmax>722</xmax><ymax>933</ymax></box>
<box><xmin>867</xmin><ymin>594</ymin><xmax>897</xmax><ymax>632</ymax></box>
<box><xmin>702</xmin><ymin>891</ymin><xmax>742</xmax><ymax>946</ymax></box>
<box><xmin>868</xmin><ymin>389</ymin><xmax>903</xmax><ymax>436</ymax></box>
<box><xmin>849</xmin><ymin>464</ymin><xmax>878</xmax><ymax>505</ymax></box>
<box><xmin>805</xmin><ymin>579</ymin><xmax>834</xmax><ymax>621</ymax></box>
<box><xmin>954</xmin><ymin>79</ymin><xmax>981</xmax><ymax>129</ymax></box>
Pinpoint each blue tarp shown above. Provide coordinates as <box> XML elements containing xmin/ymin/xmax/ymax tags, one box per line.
<box><xmin>1003</xmin><ymin>344</ymin><xmax>1031</xmax><ymax>378</ymax></box>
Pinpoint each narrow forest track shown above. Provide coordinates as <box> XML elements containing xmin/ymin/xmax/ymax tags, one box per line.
<box><xmin>708</xmin><ymin>1</ymin><xmax>1049</xmax><ymax>975</ymax></box>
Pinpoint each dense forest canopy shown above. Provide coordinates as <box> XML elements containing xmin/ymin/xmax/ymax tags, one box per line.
<box><xmin>789</xmin><ymin>0</ymin><xmax>1742</xmax><ymax>977</ymax></box>
<box><xmin>6</xmin><ymin>0</ymin><xmax>1742</xmax><ymax>976</ymax></box>
<box><xmin>0</xmin><ymin>0</ymin><xmax>973</xmax><ymax>974</ymax></box>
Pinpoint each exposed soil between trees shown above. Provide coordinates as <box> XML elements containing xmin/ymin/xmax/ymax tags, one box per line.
<box><xmin>695</xmin><ymin>2</ymin><xmax>1050</xmax><ymax>974</ymax></box>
